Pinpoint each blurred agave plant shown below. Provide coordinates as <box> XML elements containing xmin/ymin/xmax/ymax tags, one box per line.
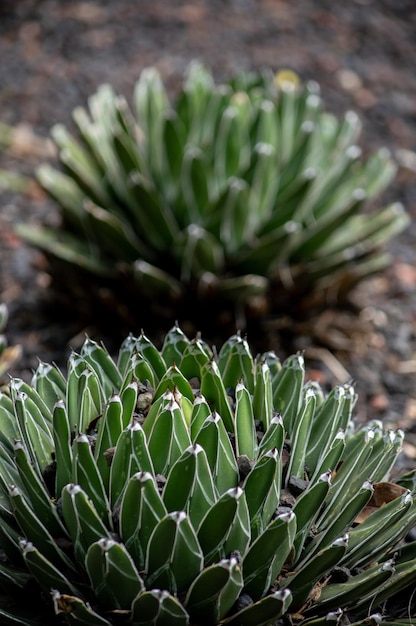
<box><xmin>0</xmin><ymin>324</ymin><xmax>415</xmax><ymax>624</ymax></box>
<box><xmin>17</xmin><ymin>63</ymin><xmax>407</xmax><ymax>326</ymax></box>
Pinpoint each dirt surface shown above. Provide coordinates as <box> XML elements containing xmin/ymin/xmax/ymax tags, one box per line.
<box><xmin>1</xmin><ymin>0</ymin><xmax>416</xmax><ymax>466</ymax></box>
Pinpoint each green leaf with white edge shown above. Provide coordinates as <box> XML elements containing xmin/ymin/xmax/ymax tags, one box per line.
<box><xmin>161</xmin><ymin>323</ymin><xmax>190</xmax><ymax>367</ymax></box>
<box><xmin>221</xmin><ymin>335</ymin><xmax>255</xmax><ymax>394</ymax></box>
<box><xmin>284</xmin><ymin>385</ymin><xmax>317</xmax><ymax>486</ymax></box>
<box><xmin>282</xmin><ymin>535</ymin><xmax>349</xmax><ymax>612</ymax></box>
<box><xmin>135</xmin><ymin>329</ymin><xmax>167</xmax><ymax>383</ymax></box>
<box><xmin>153</xmin><ymin>364</ymin><xmax>195</xmax><ymax>403</ymax></box>
<box><xmin>197</xmin><ymin>487</ymin><xmax>243</xmax><ymax>565</ymax></box>
<box><xmin>52</xmin><ymin>590</ymin><xmax>112</xmax><ymax>625</ymax></box>
<box><xmin>21</xmin><ymin>540</ymin><xmax>80</xmax><ymax>598</ymax></box>
<box><xmin>221</xmin><ymin>589</ymin><xmax>293</xmax><ymax>626</ymax></box>
<box><xmin>243</xmin><ymin>448</ymin><xmax>281</xmax><ymax>537</ymax></box>
<box><xmin>200</xmin><ymin>359</ymin><xmax>234</xmax><ymax>433</ymax></box>
<box><xmin>178</xmin><ymin>224</ymin><xmax>224</xmax><ymax>283</ymax></box>
<box><xmin>116</xmin><ymin>333</ymin><xmax>140</xmax><ymax>377</ymax></box>
<box><xmin>180</xmin><ymin>148</ymin><xmax>211</xmax><ymax>223</ymax></box>
<box><xmin>163</xmin><ymin>444</ymin><xmax>216</xmax><ymax>528</ymax></box>
<box><xmin>80</xmin><ymin>337</ymin><xmax>123</xmax><ymax>397</ymax></box>
<box><xmin>133</xmin><ymin>259</ymin><xmax>182</xmax><ymax>298</ymax></box>
<box><xmin>194</xmin><ymin>412</ymin><xmax>239</xmax><ymax>495</ymax></box>
<box><xmin>94</xmin><ymin>393</ymin><xmax>124</xmax><ymax>488</ymax></box>
<box><xmin>292</xmin><ymin>471</ymin><xmax>332</xmax><ymax>560</ymax></box>
<box><xmin>242</xmin><ymin>511</ymin><xmax>296</xmax><ymax>600</ymax></box>
<box><xmin>252</xmin><ymin>359</ymin><xmax>273</xmax><ymax>431</ymax></box>
<box><xmin>123</xmin><ymin>351</ymin><xmax>156</xmax><ymax>390</ymax></box>
<box><xmin>120</xmin><ymin>381</ymin><xmax>139</xmax><ymax>427</ymax></box>
<box><xmin>190</xmin><ymin>394</ymin><xmax>212</xmax><ymax>440</ymax></box>
<box><xmin>305</xmin><ymin>384</ymin><xmax>354</xmax><ymax>474</ymax></box>
<box><xmin>72</xmin><ymin>434</ymin><xmax>111</xmax><ymax>526</ymax></box>
<box><xmin>257</xmin><ymin>413</ymin><xmax>285</xmax><ymax>459</ymax></box>
<box><xmin>119</xmin><ymin>471</ymin><xmax>166</xmax><ymax>569</ymax></box>
<box><xmin>12</xmin><ymin>390</ymin><xmax>54</xmax><ymax>474</ymax></box>
<box><xmin>31</xmin><ymin>361</ymin><xmax>66</xmax><ymax>412</ymax></box>
<box><xmin>10</xmin><ymin>487</ymin><xmax>75</xmax><ymax>573</ymax></box>
<box><xmin>342</xmin><ymin>491</ymin><xmax>416</xmax><ymax>570</ymax></box>
<box><xmin>184</xmin><ymin>557</ymin><xmax>243</xmax><ymax>623</ymax></box>
<box><xmin>109</xmin><ymin>421</ymin><xmax>154</xmax><ymax>507</ymax></box>
<box><xmin>314</xmin><ymin>559</ymin><xmax>395</xmax><ymax>614</ymax></box>
<box><xmin>145</xmin><ymin>398</ymin><xmax>191</xmax><ymax>476</ymax></box>
<box><xmin>77</xmin><ymin>368</ymin><xmax>103</xmax><ymax>433</ymax></box>
<box><xmin>85</xmin><ymin>538</ymin><xmax>144</xmax><ymax>611</ymax></box>
<box><xmin>272</xmin><ymin>353</ymin><xmax>305</xmax><ymax>433</ymax></box>
<box><xmin>131</xmin><ymin>589</ymin><xmax>190</xmax><ymax>626</ymax></box>
<box><xmin>235</xmin><ymin>381</ymin><xmax>257</xmax><ymax>459</ymax></box>
<box><xmin>304</xmin><ymin>480</ymin><xmax>374</xmax><ymax>560</ymax></box>
<box><xmin>13</xmin><ymin>441</ymin><xmax>66</xmax><ymax>537</ymax></box>
<box><xmin>61</xmin><ymin>483</ymin><xmax>112</xmax><ymax>563</ymax></box>
<box><xmin>146</xmin><ymin>511</ymin><xmax>203</xmax><ymax>594</ymax></box>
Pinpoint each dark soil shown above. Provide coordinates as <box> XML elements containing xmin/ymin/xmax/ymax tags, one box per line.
<box><xmin>1</xmin><ymin>0</ymin><xmax>416</xmax><ymax>466</ymax></box>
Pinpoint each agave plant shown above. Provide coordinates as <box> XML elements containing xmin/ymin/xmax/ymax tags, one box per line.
<box><xmin>0</xmin><ymin>324</ymin><xmax>415</xmax><ymax>625</ymax></box>
<box><xmin>17</xmin><ymin>63</ymin><xmax>408</xmax><ymax>325</ymax></box>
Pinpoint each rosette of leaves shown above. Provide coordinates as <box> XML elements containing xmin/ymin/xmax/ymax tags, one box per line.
<box><xmin>17</xmin><ymin>63</ymin><xmax>408</xmax><ymax>325</ymax></box>
<box><xmin>0</xmin><ymin>324</ymin><xmax>415</xmax><ymax>625</ymax></box>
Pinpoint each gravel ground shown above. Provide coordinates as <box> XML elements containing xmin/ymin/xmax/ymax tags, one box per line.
<box><xmin>1</xmin><ymin>0</ymin><xmax>416</xmax><ymax>464</ymax></box>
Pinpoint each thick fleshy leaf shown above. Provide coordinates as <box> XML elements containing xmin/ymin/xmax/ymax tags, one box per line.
<box><xmin>146</xmin><ymin>511</ymin><xmax>203</xmax><ymax>594</ymax></box>
<box><xmin>221</xmin><ymin>589</ymin><xmax>292</xmax><ymax>626</ymax></box>
<box><xmin>131</xmin><ymin>589</ymin><xmax>190</xmax><ymax>626</ymax></box>
<box><xmin>52</xmin><ymin>591</ymin><xmax>112</xmax><ymax>625</ymax></box>
<box><xmin>85</xmin><ymin>538</ymin><xmax>144</xmax><ymax>610</ymax></box>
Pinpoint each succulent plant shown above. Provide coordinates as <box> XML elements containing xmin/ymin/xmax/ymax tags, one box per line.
<box><xmin>0</xmin><ymin>324</ymin><xmax>415</xmax><ymax>625</ymax></box>
<box><xmin>17</xmin><ymin>63</ymin><xmax>408</xmax><ymax>326</ymax></box>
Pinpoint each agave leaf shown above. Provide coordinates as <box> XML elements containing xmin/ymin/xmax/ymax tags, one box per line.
<box><xmin>11</xmin><ymin>390</ymin><xmax>54</xmax><ymax>475</ymax></box>
<box><xmin>15</xmin><ymin>224</ymin><xmax>112</xmax><ymax>275</ymax></box>
<box><xmin>119</xmin><ymin>471</ymin><xmax>166</xmax><ymax>569</ymax></box>
<box><xmin>243</xmin><ymin>511</ymin><xmax>296</xmax><ymax>601</ymax></box>
<box><xmin>146</xmin><ymin>511</ymin><xmax>203</xmax><ymax>594</ymax></box>
<box><xmin>61</xmin><ymin>484</ymin><xmax>111</xmax><ymax>563</ymax></box>
<box><xmin>292</xmin><ymin>472</ymin><xmax>332</xmax><ymax>560</ymax></box>
<box><xmin>135</xmin><ymin>330</ymin><xmax>167</xmax><ymax>383</ymax></box>
<box><xmin>123</xmin><ymin>350</ymin><xmax>156</xmax><ymax>390</ymax></box>
<box><xmin>184</xmin><ymin>557</ymin><xmax>243</xmax><ymax>624</ymax></box>
<box><xmin>94</xmin><ymin>394</ymin><xmax>124</xmax><ymax>489</ymax></box>
<box><xmin>134</xmin><ymin>67</ymin><xmax>169</xmax><ymax>180</ymax></box>
<box><xmin>283</xmin><ymin>536</ymin><xmax>349</xmax><ymax>613</ymax></box>
<box><xmin>21</xmin><ymin>540</ymin><xmax>80</xmax><ymax>597</ymax></box>
<box><xmin>72</xmin><ymin>434</ymin><xmax>111</xmax><ymax>526</ymax></box>
<box><xmin>178</xmin><ymin>224</ymin><xmax>224</xmax><ymax>283</ymax></box>
<box><xmin>109</xmin><ymin>422</ymin><xmax>155</xmax><ymax>507</ymax></box>
<box><xmin>200</xmin><ymin>360</ymin><xmax>234</xmax><ymax>433</ymax></box>
<box><xmin>243</xmin><ymin>448</ymin><xmax>281</xmax><ymax>538</ymax></box>
<box><xmin>190</xmin><ymin>394</ymin><xmax>212</xmax><ymax>439</ymax></box>
<box><xmin>221</xmin><ymin>589</ymin><xmax>292</xmax><ymax>626</ymax></box>
<box><xmin>31</xmin><ymin>361</ymin><xmax>66</xmax><ymax>412</ymax></box>
<box><xmin>13</xmin><ymin>441</ymin><xmax>66</xmax><ymax>537</ymax></box>
<box><xmin>235</xmin><ymin>382</ymin><xmax>257</xmax><ymax>459</ymax></box>
<box><xmin>80</xmin><ymin>337</ymin><xmax>123</xmax><ymax>397</ymax></box>
<box><xmin>161</xmin><ymin>324</ymin><xmax>191</xmax><ymax>367</ymax></box>
<box><xmin>272</xmin><ymin>353</ymin><xmax>305</xmax><ymax>433</ymax></box>
<box><xmin>163</xmin><ymin>444</ymin><xmax>216</xmax><ymax>528</ymax></box>
<box><xmin>304</xmin><ymin>481</ymin><xmax>374</xmax><ymax>560</ymax></box>
<box><xmin>153</xmin><ymin>364</ymin><xmax>195</xmax><ymax>403</ymax></box>
<box><xmin>342</xmin><ymin>491</ymin><xmax>416</xmax><ymax>569</ymax></box>
<box><xmin>308</xmin><ymin>430</ymin><xmax>346</xmax><ymax>487</ymax></box>
<box><xmin>36</xmin><ymin>163</ymin><xmax>85</xmax><ymax>226</ymax></box>
<box><xmin>145</xmin><ymin>398</ymin><xmax>191</xmax><ymax>476</ymax></box>
<box><xmin>252</xmin><ymin>359</ymin><xmax>273</xmax><ymax>432</ymax></box>
<box><xmin>131</xmin><ymin>589</ymin><xmax>190</xmax><ymax>626</ymax></box>
<box><xmin>284</xmin><ymin>385</ymin><xmax>316</xmax><ymax>486</ymax></box>
<box><xmin>85</xmin><ymin>538</ymin><xmax>144</xmax><ymax>610</ymax></box>
<box><xmin>314</xmin><ymin>560</ymin><xmax>395</xmax><ymax>614</ymax></box>
<box><xmin>221</xmin><ymin>335</ymin><xmax>255</xmax><ymax>394</ymax></box>
<box><xmin>76</xmin><ymin>368</ymin><xmax>103</xmax><ymax>433</ymax></box>
<box><xmin>369</xmin><ymin>559</ymin><xmax>416</xmax><ymax>610</ymax></box>
<box><xmin>52</xmin><ymin>400</ymin><xmax>73</xmax><ymax>497</ymax></box>
<box><xmin>197</xmin><ymin>487</ymin><xmax>243</xmax><ymax>565</ymax></box>
<box><xmin>52</xmin><ymin>590</ymin><xmax>112</xmax><ymax>625</ymax></box>
<box><xmin>162</xmin><ymin>111</ymin><xmax>187</xmax><ymax>187</ymax></box>
<box><xmin>180</xmin><ymin>147</ymin><xmax>211</xmax><ymax>222</ymax></box>
<box><xmin>194</xmin><ymin>412</ymin><xmax>239</xmax><ymax>495</ymax></box>
<box><xmin>256</xmin><ymin>413</ymin><xmax>285</xmax><ymax>459</ymax></box>
<box><xmin>305</xmin><ymin>384</ymin><xmax>354</xmax><ymax>477</ymax></box>
<box><xmin>0</xmin><ymin>392</ymin><xmax>19</xmax><ymax>445</ymax></box>
<box><xmin>179</xmin><ymin>336</ymin><xmax>212</xmax><ymax>381</ymax></box>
